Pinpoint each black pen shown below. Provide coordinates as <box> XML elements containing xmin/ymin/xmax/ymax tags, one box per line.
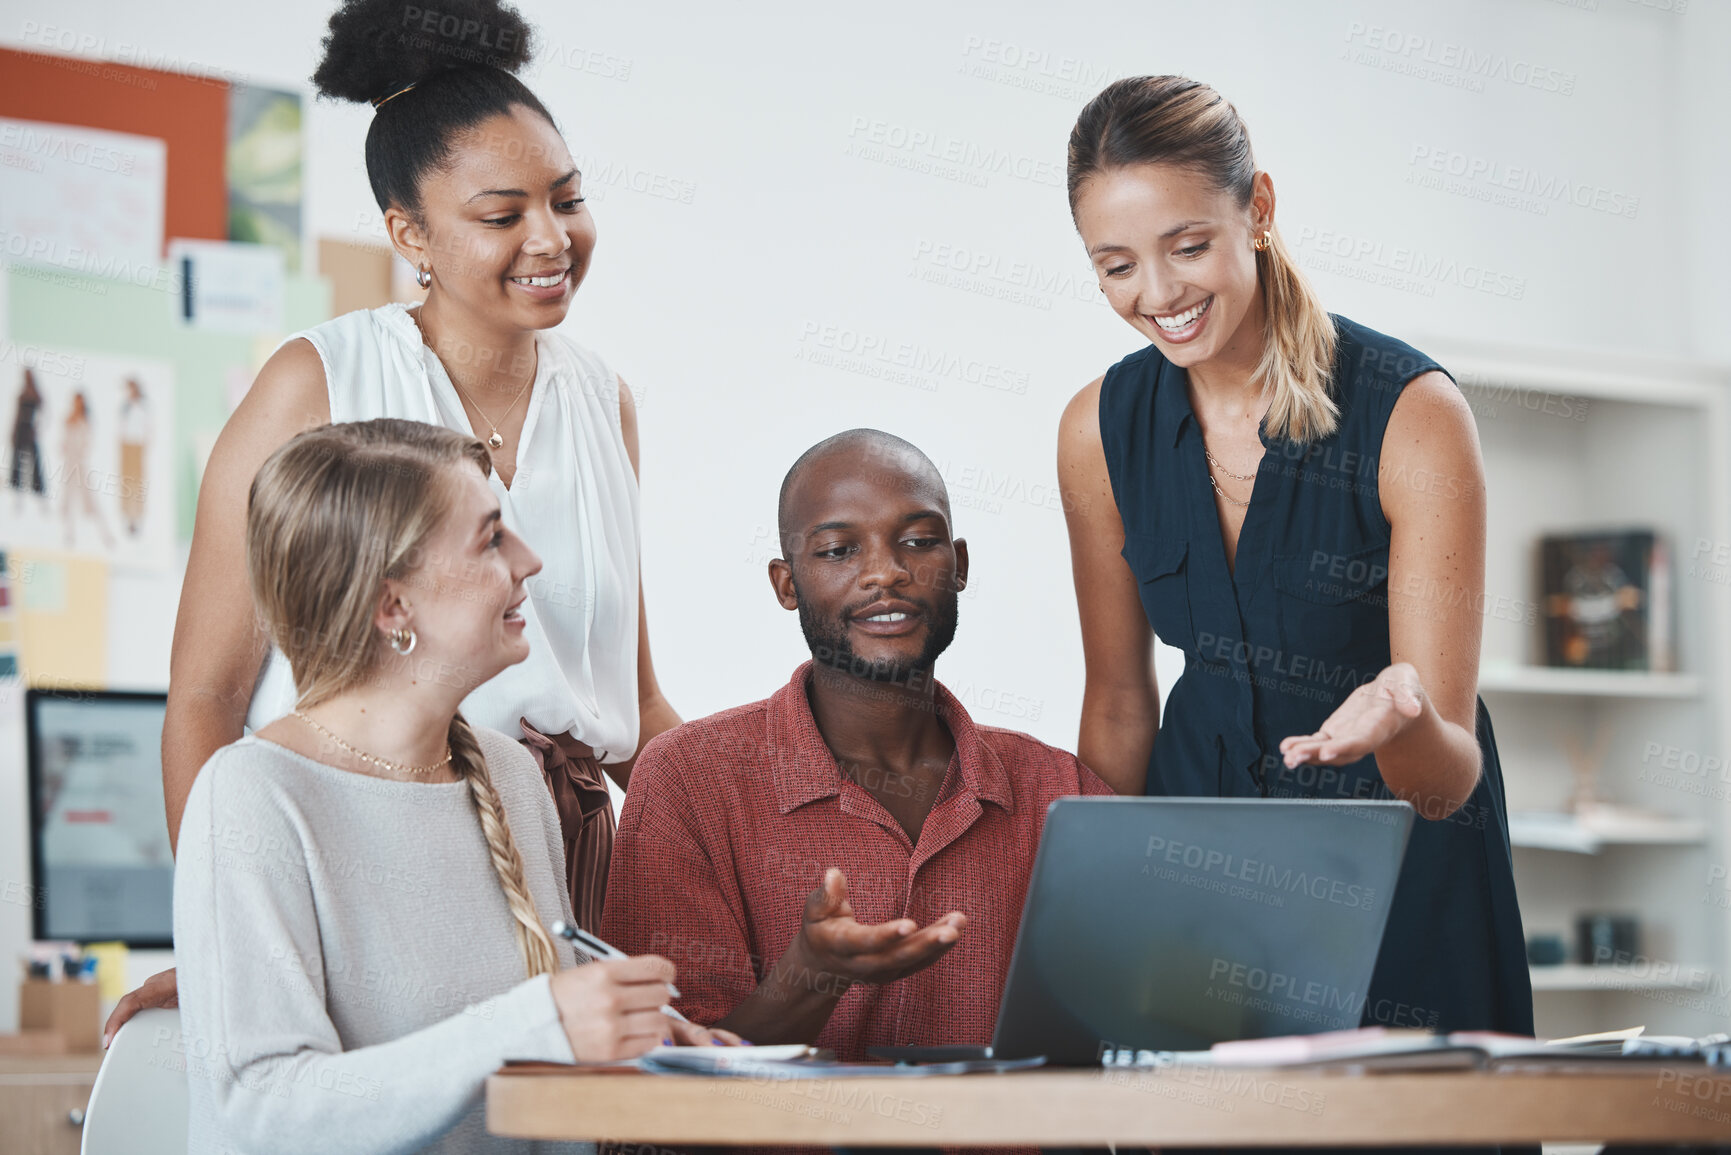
<box><xmin>551</xmin><ymin>920</ymin><xmax>688</xmax><ymax>1018</ymax></box>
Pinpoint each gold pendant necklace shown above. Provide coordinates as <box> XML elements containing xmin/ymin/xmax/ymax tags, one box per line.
<box><xmin>412</xmin><ymin>311</ymin><xmax>534</xmax><ymax>451</ymax></box>
<box><xmin>449</xmin><ymin>372</ymin><xmax>533</xmax><ymax>451</ymax></box>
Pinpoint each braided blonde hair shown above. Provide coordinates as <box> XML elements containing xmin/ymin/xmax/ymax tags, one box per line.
<box><xmin>448</xmin><ymin>714</ymin><xmax>559</xmax><ymax>976</ymax></box>
<box><xmin>247</xmin><ymin>417</ymin><xmax>559</xmax><ymax>978</ymax></box>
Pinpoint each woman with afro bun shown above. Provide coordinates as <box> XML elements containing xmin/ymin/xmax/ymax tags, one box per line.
<box><xmin>110</xmin><ymin>0</ymin><xmax>681</xmax><ymax>1042</ymax></box>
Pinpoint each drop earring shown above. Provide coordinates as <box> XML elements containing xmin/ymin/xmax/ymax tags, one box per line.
<box><xmin>415</xmin><ymin>265</ymin><xmax>432</xmax><ymax>288</ymax></box>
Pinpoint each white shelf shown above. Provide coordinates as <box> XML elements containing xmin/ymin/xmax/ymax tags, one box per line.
<box><xmin>1509</xmin><ymin>810</ymin><xmax>1708</xmax><ymax>854</ymax></box>
<box><xmin>1530</xmin><ymin>963</ymin><xmax>1711</xmax><ymax>992</ymax></box>
<box><xmin>1446</xmin><ymin>353</ymin><xmax>1725</xmax><ymax>409</ymax></box>
<box><xmin>1478</xmin><ymin>665</ymin><xmax>1699</xmax><ymax>699</ymax></box>
<box><xmin>1440</xmin><ymin>344</ymin><xmax>1731</xmax><ymax>1040</ymax></box>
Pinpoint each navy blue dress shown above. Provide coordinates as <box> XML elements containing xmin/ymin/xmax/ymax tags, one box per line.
<box><xmin>1097</xmin><ymin>315</ymin><xmax>1533</xmax><ymax>1041</ymax></box>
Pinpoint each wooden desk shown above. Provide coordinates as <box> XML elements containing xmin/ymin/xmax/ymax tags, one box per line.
<box><xmin>0</xmin><ymin>1053</ymin><xmax>103</xmax><ymax>1155</ymax></box>
<box><xmin>489</xmin><ymin>1063</ymin><xmax>1731</xmax><ymax>1147</ymax></box>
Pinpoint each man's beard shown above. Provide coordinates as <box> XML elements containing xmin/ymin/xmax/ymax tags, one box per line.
<box><xmin>794</xmin><ymin>581</ymin><xmax>958</xmax><ymax>685</ymax></box>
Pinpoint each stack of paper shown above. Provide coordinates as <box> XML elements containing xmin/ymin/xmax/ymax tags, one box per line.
<box><xmin>1195</xmin><ymin>1026</ymin><xmax>1712</xmax><ymax>1071</ymax></box>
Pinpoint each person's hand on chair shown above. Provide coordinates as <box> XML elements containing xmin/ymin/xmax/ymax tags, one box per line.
<box><xmin>103</xmin><ymin>967</ymin><xmax>178</xmax><ymax>1049</ymax></box>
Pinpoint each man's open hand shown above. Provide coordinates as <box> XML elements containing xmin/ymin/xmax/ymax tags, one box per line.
<box><xmin>785</xmin><ymin>868</ymin><xmax>966</xmax><ymax>990</ymax></box>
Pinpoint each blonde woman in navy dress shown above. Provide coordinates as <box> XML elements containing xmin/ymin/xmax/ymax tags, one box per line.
<box><xmin>1057</xmin><ymin>77</ymin><xmax>1532</xmax><ymax>1079</ymax></box>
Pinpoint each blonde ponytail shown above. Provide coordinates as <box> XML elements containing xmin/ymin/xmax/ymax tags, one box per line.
<box><xmin>1253</xmin><ymin>223</ymin><xmax>1338</xmax><ymax>444</ymax></box>
<box><xmin>448</xmin><ymin>714</ymin><xmax>560</xmax><ymax>978</ymax></box>
<box><xmin>1068</xmin><ymin>75</ymin><xmax>1341</xmax><ymax>443</ymax></box>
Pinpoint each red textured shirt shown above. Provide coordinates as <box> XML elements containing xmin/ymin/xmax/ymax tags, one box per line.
<box><xmin>601</xmin><ymin>661</ymin><xmax>1114</xmax><ymax>1061</ymax></box>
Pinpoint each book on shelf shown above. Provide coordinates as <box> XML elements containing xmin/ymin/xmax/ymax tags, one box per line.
<box><xmin>1540</xmin><ymin>529</ymin><xmax>1673</xmax><ymax>671</ymax></box>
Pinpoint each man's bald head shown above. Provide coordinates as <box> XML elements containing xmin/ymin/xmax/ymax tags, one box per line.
<box><xmin>777</xmin><ymin>429</ymin><xmax>950</xmax><ymax>552</ymax></box>
<box><xmin>770</xmin><ymin>429</ymin><xmax>966</xmax><ymax>684</ymax></box>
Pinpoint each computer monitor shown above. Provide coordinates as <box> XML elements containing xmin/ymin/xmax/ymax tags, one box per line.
<box><xmin>26</xmin><ymin>688</ymin><xmax>174</xmax><ymax>947</ymax></box>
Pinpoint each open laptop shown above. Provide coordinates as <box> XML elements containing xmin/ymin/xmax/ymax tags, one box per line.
<box><xmin>937</xmin><ymin>797</ymin><xmax>1414</xmax><ymax>1065</ymax></box>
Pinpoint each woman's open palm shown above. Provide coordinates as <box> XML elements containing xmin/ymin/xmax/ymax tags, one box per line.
<box><xmin>1279</xmin><ymin>662</ymin><xmax>1427</xmax><ymax>768</ymax></box>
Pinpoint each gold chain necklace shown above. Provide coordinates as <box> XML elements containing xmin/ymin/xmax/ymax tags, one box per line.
<box><xmin>1205</xmin><ymin>470</ymin><xmax>1252</xmax><ymax>508</ymax></box>
<box><xmin>293</xmin><ymin>711</ymin><xmax>453</xmax><ymax>777</ymax></box>
<box><xmin>1203</xmin><ymin>444</ymin><xmax>1258</xmax><ymax>481</ymax></box>
<box><xmin>1202</xmin><ymin>444</ymin><xmax>1256</xmax><ymax>507</ymax></box>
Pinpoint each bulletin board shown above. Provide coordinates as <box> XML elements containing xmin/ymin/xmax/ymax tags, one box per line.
<box><xmin>0</xmin><ymin>46</ymin><xmax>328</xmax><ymax>686</ymax></box>
<box><xmin>0</xmin><ymin>46</ymin><xmax>228</xmax><ymax>246</ymax></box>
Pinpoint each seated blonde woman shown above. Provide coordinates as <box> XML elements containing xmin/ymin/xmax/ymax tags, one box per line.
<box><xmin>173</xmin><ymin>418</ymin><xmax>735</xmax><ymax>1155</ymax></box>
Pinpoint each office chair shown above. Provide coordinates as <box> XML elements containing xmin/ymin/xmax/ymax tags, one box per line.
<box><xmin>80</xmin><ymin>1007</ymin><xmax>188</xmax><ymax>1155</ymax></box>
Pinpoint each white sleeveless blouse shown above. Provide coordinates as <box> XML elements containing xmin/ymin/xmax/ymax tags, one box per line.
<box><xmin>244</xmin><ymin>303</ymin><xmax>642</xmax><ymax>763</ymax></box>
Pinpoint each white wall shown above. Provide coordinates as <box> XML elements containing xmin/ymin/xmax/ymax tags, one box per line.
<box><xmin>0</xmin><ymin>0</ymin><xmax>1721</xmax><ymax>1030</ymax></box>
<box><xmin>1677</xmin><ymin>0</ymin><xmax>1731</xmax><ymax>364</ymax></box>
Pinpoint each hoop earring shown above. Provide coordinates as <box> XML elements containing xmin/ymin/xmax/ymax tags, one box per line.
<box><xmin>1252</xmin><ymin>231</ymin><xmax>1272</xmax><ymax>253</ymax></box>
<box><xmin>415</xmin><ymin>265</ymin><xmax>432</xmax><ymax>288</ymax></box>
<box><xmin>388</xmin><ymin>627</ymin><xmax>417</xmax><ymax>655</ymax></box>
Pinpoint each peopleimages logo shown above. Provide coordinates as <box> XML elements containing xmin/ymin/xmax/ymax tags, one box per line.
<box><xmin>796</xmin><ymin>321</ymin><xmax>1030</xmax><ymax>395</ymax></box>
<box><xmin>846</xmin><ymin>116</ymin><xmax>1063</xmax><ymax>188</ymax></box>
<box><xmin>1292</xmin><ymin>227</ymin><xmax>1527</xmax><ymax>300</ymax></box>
<box><xmin>1207</xmin><ymin>959</ymin><xmax>1440</xmax><ymax>1029</ymax></box>
<box><xmin>1343</xmin><ymin>22</ymin><xmax>1577</xmax><ymax>94</ymax></box>
<box><xmin>1144</xmin><ymin>836</ymin><xmax>1377</xmax><ymax>911</ymax></box>
<box><xmin>1192</xmin><ymin>632</ymin><xmax>1373</xmax><ymax>693</ymax></box>
<box><xmin>1408</xmin><ymin>145</ymin><xmax>1640</xmax><ymax>219</ymax></box>
<box><xmin>15</xmin><ymin>21</ymin><xmax>243</xmax><ymax>89</ymax></box>
<box><xmin>0</xmin><ymin>122</ymin><xmax>138</xmax><ymax>174</ymax></box>
<box><xmin>930</xmin><ymin>456</ymin><xmax>1086</xmax><ymax>517</ymax></box>
<box><xmin>0</xmin><ymin>341</ymin><xmax>87</xmax><ymax>380</ymax></box>
<box><xmin>908</xmin><ymin>239</ymin><xmax>1099</xmax><ymax>307</ymax></box>
<box><xmin>1211</xmin><ymin>958</ymin><xmax>1360</xmax><ymax>1008</ymax></box>
<box><xmin>958</xmin><ymin>35</ymin><xmax>1111</xmax><ymax>88</ymax></box>
<box><xmin>566</xmin><ymin>151</ymin><xmax>695</xmax><ymax>205</ymax></box>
